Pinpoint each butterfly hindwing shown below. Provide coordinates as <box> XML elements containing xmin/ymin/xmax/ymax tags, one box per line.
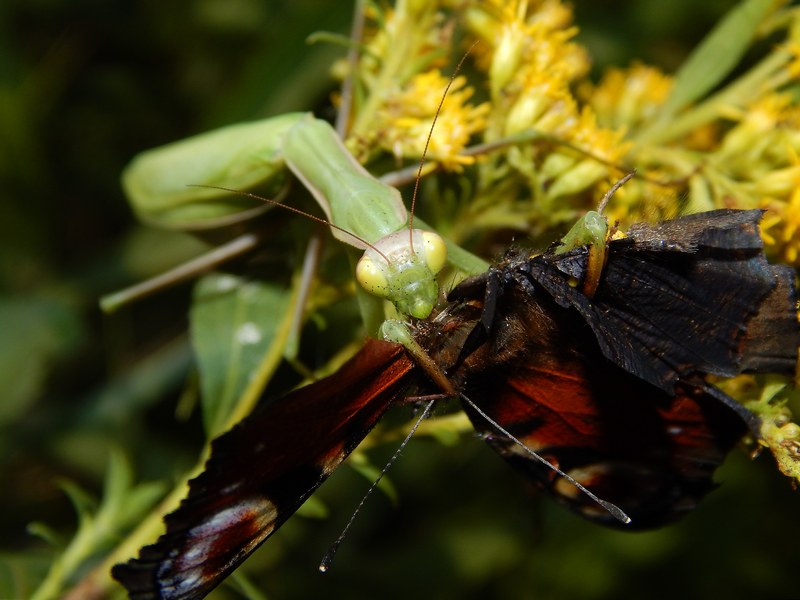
<box><xmin>113</xmin><ymin>339</ymin><xmax>416</xmax><ymax>600</ymax></box>
<box><xmin>462</xmin><ymin>334</ymin><xmax>747</xmax><ymax>527</ymax></box>
<box><xmin>442</xmin><ymin>277</ymin><xmax>743</xmax><ymax>526</ymax></box>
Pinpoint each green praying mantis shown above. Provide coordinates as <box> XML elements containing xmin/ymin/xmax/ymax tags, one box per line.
<box><xmin>107</xmin><ymin>106</ymin><xmax>617</xmax><ymax>353</ymax></box>
<box><xmin>96</xmin><ymin>98</ymin><xmax>507</xmax><ymax>588</ymax></box>
<box><xmin>104</xmin><ymin>81</ymin><xmax>634</xmax><ymax>555</ymax></box>
<box><xmin>109</xmin><ymin>109</ymin><xmax>495</xmax><ymax>331</ymax></box>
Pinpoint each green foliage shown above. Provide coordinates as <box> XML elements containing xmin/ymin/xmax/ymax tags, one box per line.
<box><xmin>27</xmin><ymin>451</ymin><xmax>165</xmax><ymax>600</ymax></box>
<box><xmin>658</xmin><ymin>0</ymin><xmax>778</xmax><ymax>117</ymax></box>
<box><xmin>0</xmin><ymin>296</ymin><xmax>83</xmax><ymax>427</ymax></box>
<box><xmin>191</xmin><ymin>273</ymin><xmax>294</xmax><ymax>436</ymax></box>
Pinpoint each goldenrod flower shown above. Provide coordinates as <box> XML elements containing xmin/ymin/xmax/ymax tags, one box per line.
<box><xmin>368</xmin><ymin>71</ymin><xmax>490</xmax><ymax>170</ymax></box>
<box><xmin>762</xmin><ymin>182</ymin><xmax>800</xmax><ymax>263</ymax></box>
<box><xmin>582</xmin><ymin>63</ymin><xmax>673</xmax><ymax>132</ymax></box>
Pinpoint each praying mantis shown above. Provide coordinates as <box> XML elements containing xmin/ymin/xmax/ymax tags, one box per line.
<box><xmin>113</xmin><ymin>107</ymin><xmax>493</xmax><ymax>338</ymax></box>
<box><xmin>112</xmin><ymin>101</ymin><xmax>620</xmax><ymax>324</ymax></box>
<box><xmin>98</xmin><ymin>97</ymin><xmax>500</xmax><ymax>597</ymax></box>
<box><xmin>115</xmin><ymin>104</ymin><xmax>621</xmax><ymax>401</ymax></box>
<box><xmin>104</xmin><ymin>38</ymin><xmax>635</xmax><ymax>559</ymax></box>
<box><xmin>108</xmin><ymin>60</ymin><xmax>654</xmax><ymax>597</ymax></box>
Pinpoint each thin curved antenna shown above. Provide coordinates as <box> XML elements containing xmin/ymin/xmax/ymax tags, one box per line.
<box><xmin>408</xmin><ymin>42</ymin><xmax>480</xmax><ymax>246</ymax></box>
<box><xmin>319</xmin><ymin>397</ymin><xmax>439</xmax><ymax>572</ymax></box>
<box><xmin>597</xmin><ymin>171</ymin><xmax>636</xmax><ymax>214</ymax></box>
<box><xmin>188</xmin><ymin>184</ymin><xmax>393</xmax><ymax>265</ymax></box>
<box><xmin>459</xmin><ymin>392</ymin><xmax>632</xmax><ymax>525</ymax></box>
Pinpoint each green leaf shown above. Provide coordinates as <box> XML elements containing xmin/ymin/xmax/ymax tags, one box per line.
<box><xmin>660</xmin><ymin>0</ymin><xmax>778</xmax><ymax>117</ymax></box>
<box><xmin>190</xmin><ymin>272</ymin><xmax>294</xmax><ymax>437</ymax></box>
<box><xmin>25</xmin><ymin>523</ymin><xmax>63</xmax><ymax>548</ymax></box>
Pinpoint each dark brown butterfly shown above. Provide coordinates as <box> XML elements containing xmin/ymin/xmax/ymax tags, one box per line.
<box><xmin>113</xmin><ymin>209</ymin><xmax>798</xmax><ymax>599</ymax></box>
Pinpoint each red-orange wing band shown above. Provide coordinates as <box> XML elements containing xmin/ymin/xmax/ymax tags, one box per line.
<box><xmin>462</xmin><ymin>352</ymin><xmax>746</xmax><ymax>528</ymax></box>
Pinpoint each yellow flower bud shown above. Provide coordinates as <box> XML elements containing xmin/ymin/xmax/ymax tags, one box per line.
<box><xmin>546</xmin><ymin>159</ymin><xmax>608</xmax><ymax>199</ymax></box>
<box><xmin>505</xmin><ymin>93</ymin><xmax>548</xmax><ymax>136</ymax></box>
<box><xmin>490</xmin><ymin>23</ymin><xmax>525</xmax><ymax>97</ymax></box>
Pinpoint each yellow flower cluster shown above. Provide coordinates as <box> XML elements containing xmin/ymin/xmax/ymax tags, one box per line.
<box><xmin>369</xmin><ymin>71</ymin><xmax>490</xmax><ymax>170</ymax></box>
<box><xmin>580</xmin><ymin>31</ymin><xmax>800</xmax><ymax>260</ymax></box>
<box><xmin>460</xmin><ymin>0</ymin><xmax>631</xmax><ymax>235</ymax></box>
<box><xmin>343</xmin><ymin>1</ymin><xmax>487</xmax><ymax>167</ymax></box>
<box><xmin>583</xmin><ymin>63</ymin><xmax>673</xmax><ymax>133</ymax></box>
<box><xmin>762</xmin><ymin>186</ymin><xmax>800</xmax><ymax>263</ymax></box>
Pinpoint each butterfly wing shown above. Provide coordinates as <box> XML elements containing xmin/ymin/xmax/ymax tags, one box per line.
<box><xmin>448</xmin><ymin>283</ymin><xmax>748</xmax><ymax>526</ymax></box>
<box><xmin>461</xmin><ymin>337</ymin><xmax>747</xmax><ymax>528</ymax></box>
<box><xmin>113</xmin><ymin>338</ymin><xmax>416</xmax><ymax>600</ymax></box>
<box><xmin>736</xmin><ymin>265</ymin><xmax>800</xmax><ymax>374</ymax></box>
<box><xmin>445</xmin><ymin>210</ymin><xmax>798</xmax><ymax>527</ymax></box>
<box><xmin>531</xmin><ymin>209</ymin><xmax>799</xmax><ymax>392</ymax></box>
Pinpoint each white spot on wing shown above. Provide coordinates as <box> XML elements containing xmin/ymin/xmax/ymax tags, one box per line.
<box><xmin>220</xmin><ymin>481</ymin><xmax>243</xmax><ymax>495</ymax></box>
<box><xmin>175</xmin><ymin>495</ymin><xmax>279</xmax><ymax>575</ymax></box>
<box><xmin>192</xmin><ymin>496</ymin><xmax>276</xmax><ymax>539</ymax></box>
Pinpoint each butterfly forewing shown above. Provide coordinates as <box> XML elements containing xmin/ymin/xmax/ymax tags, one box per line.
<box><xmin>530</xmin><ymin>209</ymin><xmax>797</xmax><ymax>392</ymax></box>
<box><xmin>113</xmin><ymin>338</ymin><xmax>417</xmax><ymax>600</ymax></box>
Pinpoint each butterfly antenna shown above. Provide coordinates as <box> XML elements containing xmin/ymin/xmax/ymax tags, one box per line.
<box><xmin>319</xmin><ymin>398</ymin><xmax>437</xmax><ymax>572</ymax></box>
<box><xmin>408</xmin><ymin>42</ymin><xmax>479</xmax><ymax>244</ymax></box>
<box><xmin>597</xmin><ymin>171</ymin><xmax>635</xmax><ymax>214</ymax></box>
<box><xmin>459</xmin><ymin>392</ymin><xmax>632</xmax><ymax>525</ymax></box>
<box><xmin>188</xmin><ymin>184</ymin><xmax>393</xmax><ymax>265</ymax></box>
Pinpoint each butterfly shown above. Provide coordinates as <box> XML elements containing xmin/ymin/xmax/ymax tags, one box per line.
<box><xmin>113</xmin><ymin>208</ymin><xmax>799</xmax><ymax>599</ymax></box>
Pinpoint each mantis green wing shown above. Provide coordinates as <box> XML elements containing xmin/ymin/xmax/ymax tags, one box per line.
<box><xmin>123</xmin><ymin>113</ymin><xmax>303</xmax><ymax>229</ymax></box>
<box><xmin>121</xmin><ymin>112</ymin><xmax>487</xmax><ymax>321</ymax></box>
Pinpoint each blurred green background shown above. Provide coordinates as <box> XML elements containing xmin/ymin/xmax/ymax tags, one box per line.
<box><xmin>1</xmin><ymin>1</ymin><xmax>797</xmax><ymax>599</ymax></box>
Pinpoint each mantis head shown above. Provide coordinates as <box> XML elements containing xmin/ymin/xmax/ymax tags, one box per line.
<box><xmin>356</xmin><ymin>229</ymin><xmax>447</xmax><ymax>319</ymax></box>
